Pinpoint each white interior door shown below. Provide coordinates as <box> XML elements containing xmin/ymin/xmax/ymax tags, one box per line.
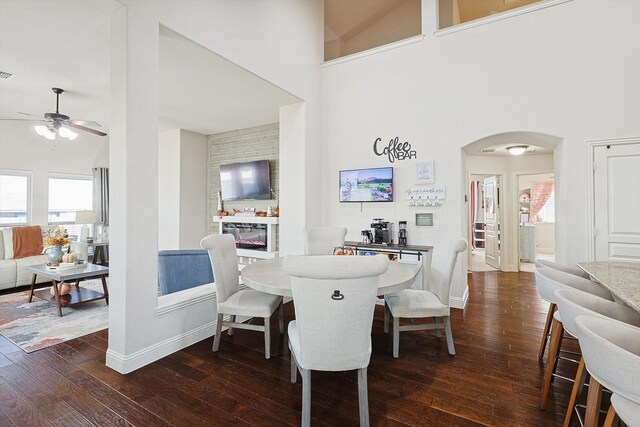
<box><xmin>594</xmin><ymin>142</ymin><xmax>640</xmax><ymax>261</ymax></box>
<box><xmin>484</xmin><ymin>176</ymin><xmax>500</xmax><ymax>269</ymax></box>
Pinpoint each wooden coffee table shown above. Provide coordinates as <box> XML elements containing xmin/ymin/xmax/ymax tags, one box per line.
<box><xmin>26</xmin><ymin>264</ymin><xmax>109</xmax><ymax>317</ymax></box>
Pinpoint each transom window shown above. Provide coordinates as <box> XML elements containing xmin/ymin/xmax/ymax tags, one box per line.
<box><xmin>0</xmin><ymin>170</ymin><xmax>32</xmax><ymax>226</ymax></box>
<box><xmin>48</xmin><ymin>175</ymin><xmax>93</xmax><ymax>237</ymax></box>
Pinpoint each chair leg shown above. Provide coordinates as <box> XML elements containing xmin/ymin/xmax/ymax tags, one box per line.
<box><xmin>301</xmin><ymin>368</ymin><xmax>311</xmax><ymax>427</ymax></box>
<box><xmin>603</xmin><ymin>405</ymin><xmax>617</xmax><ymax>427</ymax></box>
<box><xmin>228</xmin><ymin>315</ymin><xmax>236</xmax><ymax>336</ymax></box>
<box><xmin>383</xmin><ymin>303</ymin><xmax>389</xmax><ymax>334</ymax></box>
<box><xmin>279</xmin><ymin>301</ymin><xmax>284</xmax><ymax>335</ymax></box>
<box><xmin>357</xmin><ymin>368</ymin><xmax>370</xmax><ymax>427</ymax></box>
<box><xmin>434</xmin><ymin>317</ymin><xmax>442</xmax><ymax>338</ymax></box>
<box><xmin>539</xmin><ymin>318</ymin><xmax>563</xmax><ymax>409</ymax></box>
<box><xmin>212</xmin><ymin>313</ymin><xmax>224</xmax><ymax>352</ymax></box>
<box><xmin>290</xmin><ymin>349</ymin><xmax>297</xmax><ymax>384</ymax></box>
<box><xmin>393</xmin><ymin>316</ymin><xmax>400</xmax><ymax>358</ymax></box>
<box><xmin>584</xmin><ymin>376</ymin><xmax>603</xmax><ymax>427</ymax></box>
<box><xmin>538</xmin><ymin>303</ymin><xmax>556</xmax><ymax>360</ymax></box>
<box><xmin>444</xmin><ymin>317</ymin><xmax>455</xmax><ymax>355</ymax></box>
<box><xmin>564</xmin><ymin>356</ymin><xmax>587</xmax><ymax>427</ymax></box>
<box><xmin>264</xmin><ymin>316</ymin><xmax>271</xmax><ymax>359</ymax></box>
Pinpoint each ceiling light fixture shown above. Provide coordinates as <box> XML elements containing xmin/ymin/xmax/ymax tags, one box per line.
<box><xmin>58</xmin><ymin>126</ymin><xmax>78</xmax><ymax>141</ymax></box>
<box><xmin>34</xmin><ymin>124</ymin><xmax>78</xmax><ymax>141</ymax></box>
<box><xmin>34</xmin><ymin>124</ymin><xmax>56</xmax><ymax>140</ymax></box>
<box><xmin>507</xmin><ymin>145</ymin><xmax>528</xmax><ymax>156</ymax></box>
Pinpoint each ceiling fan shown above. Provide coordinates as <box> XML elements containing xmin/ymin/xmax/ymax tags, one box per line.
<box><xmin>1</xmin><ymin>87</ymin><xmax>107</xmax><ymax>140</ymax></box>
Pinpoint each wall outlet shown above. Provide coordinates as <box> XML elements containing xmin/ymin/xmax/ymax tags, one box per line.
<box><xmin>433</xmin><ymin>221</ymin><xmax>440</xmax><ymax>231</ymax></box>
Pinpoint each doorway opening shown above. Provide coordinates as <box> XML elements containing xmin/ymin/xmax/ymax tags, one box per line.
<box><xmin>469</xmin><ymin>174</ymin><xmax>501</xmax><ymax>272</ymax></box>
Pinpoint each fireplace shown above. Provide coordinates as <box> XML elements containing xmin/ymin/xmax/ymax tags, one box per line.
<box><xmin>222</xmin><ymin>222</ymin><xmax>268</xmax><ymax>251</ymax></box>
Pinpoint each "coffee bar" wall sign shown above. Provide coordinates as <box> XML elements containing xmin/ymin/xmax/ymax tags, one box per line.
<box><xmin>373</xmin><ymin>137</ymin><xmax>417</xmax><ymax>163</ymax></box>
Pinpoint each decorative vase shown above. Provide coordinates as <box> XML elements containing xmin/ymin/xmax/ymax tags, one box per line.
<box><xmin>45</xmin><ymin>245</ymin><xmax>64</xmax><ymax>265</ymax></box>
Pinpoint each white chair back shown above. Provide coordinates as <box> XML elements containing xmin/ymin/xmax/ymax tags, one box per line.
<box><xmin>283</xmin><ymin>255</ymin><xmax>388</xmax><ymax>371</ymax></box>
<box><xmin>534</xmin><ymin>259</ymin><xmax>590</xmax><ymax>279</ymax></box>
<box><xmin>553</xmin><ymin>288</ymin><xmax>640</xmax><ymax>337</ymax></box>
<box><xmin>303</xmin><ymin>226</ymin><xmax>347</xmax><ymax>255</ymax></box>
<box><xmin>200</xmin><ymin>234</ymin><xmax>239</xmax><ymax>305</ymax></box>
<box><xmin>428</xmin><ymin>239</ymin><xmax>467</xmax><ymax>303</ymax></box>
<box><xmin>575</xmin><ymin>315</ymin><xmax>640</xmax><ymax>404</ymax></box>
<box><xmin>534</xmin><ymin>267</ymin><xmax>612</xmax><ymax>304</ymax></box>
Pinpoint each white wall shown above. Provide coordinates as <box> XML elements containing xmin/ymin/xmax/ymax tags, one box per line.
<box><xmin>157</xmin><ymin>129</ymin><xmax>180</xmax><ymax>249</ymax></box>
<box><xmin>0</xmin><ymin>121</ymin><xmax>108</xmax><ymax>225</ymax></box>
<box><xmin>320</xmin><ymin>0</ymin><xmax>640</xmax><ymax>300</ymax></box>
<box><xmin>108</xmin><ymin>0</ymin><xmax>323</xmax><ymax>373</ymax></box>
<box><xmin>179</xmin><ymin>129</ymin><xmax>208</xmax><ymax>248</ymax></box>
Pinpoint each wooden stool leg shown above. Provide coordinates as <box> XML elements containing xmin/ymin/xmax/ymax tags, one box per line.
<box><xmin>584</xmin><ymin>376</ymin><xmax>603</xmax><ymax>427</ymax></box>
<box><xmin>539</xmin><ymin>317</ymin><xmax>563</xmax><ymax>409</ymax></box>
<box><xmin>603</xmin><ymin>405</ymin><xmax>617</xmax><ymax>427</ymax></box>
<box><xmin>538</xmin><ymin>303</ymin><xmax>556</xmax><ymax>360</ymax></box>
<box><xmin>564</xmin><ymin>356</ymin><xmax>587</xmax><ymax>427</ymax></box>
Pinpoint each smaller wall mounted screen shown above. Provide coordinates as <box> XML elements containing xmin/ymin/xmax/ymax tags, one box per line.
<box><xmin>220</xmin><ymin>160</ymin><xmax>270</xmax><ymax>201</ymax></box>
<box><xmin>339</xmin><ymin>167</ymin><xmax>393</xmax><ymax>202</ymax></box>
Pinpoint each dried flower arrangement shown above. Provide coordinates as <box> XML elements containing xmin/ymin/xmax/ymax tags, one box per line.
<box><xmin>43</xmin><ymin>229</ymin><xmax>71</xmax><ymax>247</ymax></box>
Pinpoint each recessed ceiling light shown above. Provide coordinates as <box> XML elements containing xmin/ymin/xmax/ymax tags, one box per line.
<box><xmin>507</xmin><ymin>145</ymin><xmax>528</xmax><ymax>155</ymax></box>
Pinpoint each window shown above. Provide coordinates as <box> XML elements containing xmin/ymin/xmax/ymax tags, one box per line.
<box><xmin>48</xmin><ymin>175</ymin><xmax>93</xmax><ymax>237</ymax></box>
<box><xmin>0</xmin><ymin>171</ymin><xmax>31</xmax><ymax>226</ymax></box>
<box><xmin>438</xmin><ymin>0</ymin><xmax>545</xmax><ymax>30</ymax></box>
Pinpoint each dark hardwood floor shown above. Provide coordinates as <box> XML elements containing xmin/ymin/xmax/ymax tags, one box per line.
<box><xmin>0</xmin><ymin>272</ymin><xmax>582</xmax><ymax>426</ymax></box>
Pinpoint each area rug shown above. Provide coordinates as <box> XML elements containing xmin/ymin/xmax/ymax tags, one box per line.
<box><xmin>0</xmin><ymin>279</ymin><xmax>108</xmax><ymax>353</ymax></box>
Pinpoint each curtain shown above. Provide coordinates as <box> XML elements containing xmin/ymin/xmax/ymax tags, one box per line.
<box><xmin>530</xmin><ymin>180</ymin><xmax>553</xmax><ymax>223</ymax></box>
<box><xmin>93</xmin><ymin>167</ymin><xmax>109</xmax><ymax>225</ymax></box>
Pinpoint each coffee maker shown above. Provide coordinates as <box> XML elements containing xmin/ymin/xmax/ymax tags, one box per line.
<box><xmin>371</xmin><ymin>218</ymin><xmax>393</xmax><ymax>245</ymax></box>
<box><xmin>398</xmin><ymin>221</ymin><xmax>407</xmax><ymax>247</ymax></box>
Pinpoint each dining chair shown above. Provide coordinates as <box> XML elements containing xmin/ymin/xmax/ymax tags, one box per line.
<box><xmin>534</xmin><ymin>266</ymin><xmax>612</xmax><ymax>361</ymax></box>
<box><xmin>384</xmin><ymin>238</ymin><xmax>467</xmax><ymax>357</ymax></box>
<box><xmin>303</xmin><ymin>226</ymin><xmax>347</xmax><ymax>255</ymax></box>
<box><xmin>575</xmin><ymin>315</ymin><xmax>640</xmax><ymax>427</ymax></box>
<box><xmin>534</xmin><ymin>259</ymin><xmax>590</xmax><ymax>279</ymax></box>
<box><xmin>534</xmin><ymin>267</ymin><xmax>613</xmax><ymax>409</ymax></box>
<box><xmin>283</xmin><ymin>254</ymin><xmax>389</xmax><ymax>427</ymax></box>
<box><xmin>201</xmin><ymin>234</ymin><xmax>283</xmax><ymax>359</ymax></box>
<box><xmin>551</xmin><ymin>288</ymin><xmax>640</xmax><ymax>425</ymax></box>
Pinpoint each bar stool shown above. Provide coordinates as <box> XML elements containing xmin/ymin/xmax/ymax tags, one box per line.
<box><xmin>553</xmin><ymin>288</ymin><xmax>640</xmax><ymax>426</ymax></box>
<box><xmin>535</xmin><ymin>260</ymin><xmax>590</xmax><ymax>279</ymax></box>
<box><xmin>534</xmin><ymin>268</ymin><xmax>613</xmax><ymax>410</ymax></box>
<box><xmin>575</xmin><ymin>315</ymin><xmax>640</xmax><ymax>427</ymax></box>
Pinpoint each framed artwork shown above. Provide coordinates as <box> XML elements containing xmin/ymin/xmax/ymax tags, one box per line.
<box><xmin>416</xmin><ymin>161</ymin><xmax>434</xmax><ymax>184</ymax></box>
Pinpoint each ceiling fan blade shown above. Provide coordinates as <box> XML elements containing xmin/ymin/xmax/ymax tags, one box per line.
<box><xmin>66</xmin><ymin>122</ymin><xmax>108</xmax><ymax>137</ymax></box>
<box><xmin>69</xmin><ymin>119</ymin><xmax>103</xmax><ymax>128</ymax></box>
<box><xmin>0</xmin><ymin>118</ymin><xmax>43</xmax><ymax>122</ymax></box>
<box><xmin>17</xmin><ymin>111</ymin><xmax>39</xmax><ymax>117</ymax></box>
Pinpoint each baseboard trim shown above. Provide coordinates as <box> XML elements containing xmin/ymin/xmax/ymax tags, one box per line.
<box><xmin>450</xmin><ymin>286</ymin><xmax>469</xmax><ymax>310</ymax></box>
<box><xmin>106</xmin><ymin>321</ymin><xmax>215</xmax><ymax>374</ymax></box>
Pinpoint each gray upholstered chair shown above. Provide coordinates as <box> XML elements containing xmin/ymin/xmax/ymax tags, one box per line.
<box><xmin>201</xmin><ymin>234</ymin><xmax>283</xmax><ymax>359</ymax></box>
<box><xmin>283</xmin><ymin>255</ymin><xmax>389</xmax><ymax>427</ymax></box>
<box><xmin>534</xmin><ymin>259</ymin><xmax>590</xmax><ymax>279</ymax></box>
<box><xmin>384</xmin><ymin>239</ymin><xmax>467</xmax><ymax>357</ymax></box>
<box><xmin>575</xmin><ymin>315</ymin><xmax>640</xmax><ymax>427</ymax></box>
<box><xmin>303</xmin><ymin>226</ymin><xmax>347</xmax><ymax>255</ymax></box>
<box><xmin>535</xmin><ymin>267</ymin><xmax>613</xmax><ymax>409</ymax></box>
<box><xmin>552</xmin><ymin>288</ymin><xmax>640</xmax><ymax>425</ymax></box>
<box><xmin>534</xmin><ymin>266</ymin><xmax>612</xmax><ymax>361</ymax></box>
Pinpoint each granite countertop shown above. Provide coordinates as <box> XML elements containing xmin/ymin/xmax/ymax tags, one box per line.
<box><xmin>577</xmin><ymin>261</ymin><xmax>640</xmax><ymax>313</ymax></box>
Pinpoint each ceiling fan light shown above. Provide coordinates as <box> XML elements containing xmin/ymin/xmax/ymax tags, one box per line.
<box><xmin>34</xmin><ymin>124</ymin><xmax>47</xmax><ymax>136</ymax></box>
<box><xmin>59</xmin><ymin>126</ymin><xmax>78</xmax><ymax>141</ymax></box>
<box><xmin>507</xmin><ymin>145</ymin><xmax>528</xmax><ymax>155</ymax></box>
<box><xmin>43</xmin><ymin>129</ymin><xmax>56</xmax><ymax>140</ymax></box>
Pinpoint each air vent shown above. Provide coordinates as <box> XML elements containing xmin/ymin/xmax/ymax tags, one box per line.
<box><xmin>481</xmin><ymin>148</ymin><xmax>496</xmax><ymax>154</ymax></box>
<box><xmin>0</xmin><ymin>71</ymin><xmax>15</xmax><ymax>80</ymax></box>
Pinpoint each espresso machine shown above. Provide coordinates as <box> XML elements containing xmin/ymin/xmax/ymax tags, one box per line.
<box><xmin>371</xmin><ymin>218</ymin><xmax>393</xmax><ymax>245</ymax></box>
<box><xmin>398</xmin><ymin>221</ymin><xmax>407</xmax><ymax>247</ymax></box>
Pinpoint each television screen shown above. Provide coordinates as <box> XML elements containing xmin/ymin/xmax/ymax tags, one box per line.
<box><xmin>339</xmin><ymin>167</ymin><xmax>393</xmax><ymax>202</ymax></box>
<box><xmin>220</xmin><ymin>160</ymin><xmax>271</xmax><ymax>201</ymax></box>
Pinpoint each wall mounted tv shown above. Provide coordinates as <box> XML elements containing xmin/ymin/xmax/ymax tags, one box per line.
<box><xmin>339</xmin><ymin>167</ymin><xmax>393</xmax><ymax>202</ymax></box>
<box><xmin>220</xmin><ymin>160</ymin><xmax>271</xmax><ymax>201</ymax></box>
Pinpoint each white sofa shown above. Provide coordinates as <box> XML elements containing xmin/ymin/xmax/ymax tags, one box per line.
<box><xmin>0</xmin><ymin>227</ymin><xmax>89</xmax><ymax>291</ymax></box>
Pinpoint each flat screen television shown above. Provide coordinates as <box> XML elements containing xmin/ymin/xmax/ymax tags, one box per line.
<box><xmin>339</xmin><ymin>167</ymin><xmax>393</xmax><ymax>202</ymax></box>
<box><xmin>220</xmin><ymin>160</ymin><xmax>271</xmax><ymax>201</ymax></box>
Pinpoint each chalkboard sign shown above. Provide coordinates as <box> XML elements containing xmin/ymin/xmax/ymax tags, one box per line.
<box><xmin>415</xmin><ymin>213</ymin><xmax>433</xmax><ymax>226</ymax></box>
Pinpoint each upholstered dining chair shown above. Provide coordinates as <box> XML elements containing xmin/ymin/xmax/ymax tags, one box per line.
<box><xmin>534</xmin><ymin>266</ymin><xmax>612</xmax><ymax>362</ymax></box>
<box><xmin>551</xmin><ymin>288</ymin><xmax>640</xmax><ymax>425</ymax></box>
<box><xmin>575</xmin><ymin>315</ymin><xmax>640</xmax><ymax>427</ymax></box>
<box><xmin>201</xmin><ymin>234</ymin><xmax>283</xmax><ymax>359</ymax></box>
<box><xmin>534</xmin><ymin>267</ymin><xmax>614</xmax><ymax>410</ymax></box>
<box><xmin>283</xmin><ymin>255</ymin><xmax>389</xmax><ymax>427</ymax></box>
<box><xmin>535</xmin><ymin>259</ymin><xmax>590</xmax><ymax>279</ymax></box>
<box><xmin>384</xmin><ymin>238</ymin><xmax>467</xmax><ymax>358</ymax></box>
<box><xmin>303</xmin><ymin>226</ymin><xmax>347</xmax><ymax>255</ymax></box>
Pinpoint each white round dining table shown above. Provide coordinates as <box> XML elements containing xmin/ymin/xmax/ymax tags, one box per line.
<box><xmin>241</xmin><ymin>257</ymin><xmax>422</xmax><ymax>298</ymax></box>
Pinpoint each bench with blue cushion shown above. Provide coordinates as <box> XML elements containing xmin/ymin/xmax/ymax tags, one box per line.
<box><xmin>158</xmin><ymin>249</ymin><xmax>214</xmax><ymax>295</ymax></box>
